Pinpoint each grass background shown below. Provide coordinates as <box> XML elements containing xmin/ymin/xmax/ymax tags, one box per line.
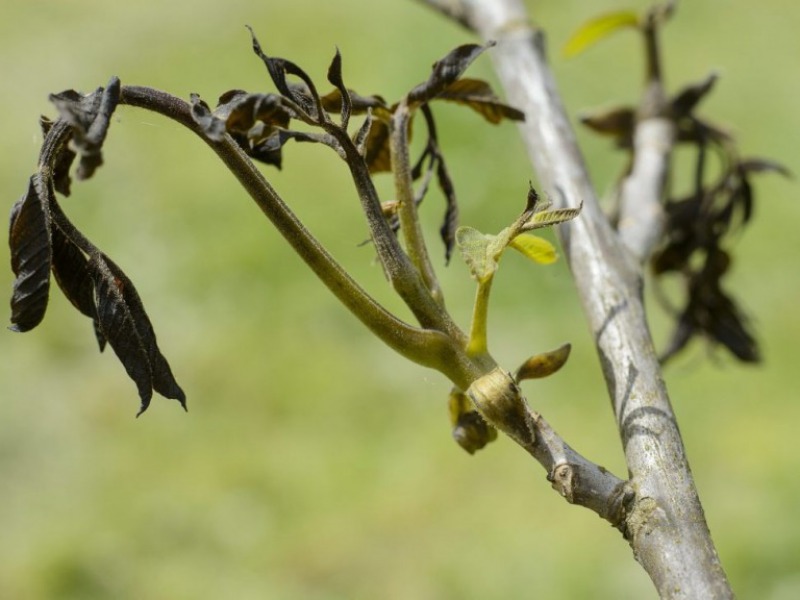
<box><xmin>1</xmin><ymin>1</ymin><xmax>798</xmax><ymax>598</ymax></box>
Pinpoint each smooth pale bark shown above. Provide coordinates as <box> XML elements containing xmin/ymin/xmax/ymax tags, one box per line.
<box><xmin>414</xmin><ymin>0</ymin><xmax>733</xmax><ymax>597</ymax></box>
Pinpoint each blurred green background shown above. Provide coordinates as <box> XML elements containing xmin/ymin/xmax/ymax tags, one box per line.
<box><xmin>1</xmin><ymin>1</ymin><xmax>798</xmax><ymax>598</ymax></box>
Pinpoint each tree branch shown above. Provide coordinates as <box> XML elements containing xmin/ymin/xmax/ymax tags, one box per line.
<box><xmin>415</xmin><ymin>0</ymin><xmax>733</xmax><ymax>597</ymax></box>
<box><xmin>121</xmin><ymin>86</ymin><xmax>626</xmax><ymax>525</ymax></box>
<box><xmin>617</xmin><ymin>12</ymin><xmax>674</xmax><ymax>263</ymax></box>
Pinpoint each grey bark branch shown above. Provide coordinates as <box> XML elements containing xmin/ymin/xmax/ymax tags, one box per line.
<box><xmin>466</xmin><ymin>368</ymin><xmax>629</xmax><ymax>525</ymax></box>
<box><xmin>414</xmin><ymin>0</ymin><xmax>733</xmax><ymax>597</ymax></box>
<box><xmin>618</xmin><ymin>117</ymin><xmax>673</xmax><ymax>262</ymax></box>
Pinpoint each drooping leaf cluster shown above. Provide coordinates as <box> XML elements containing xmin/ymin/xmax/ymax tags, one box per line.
<box><xmin>9</xmin><ymin>78</ymin><xmax>186</xmax><ymax>415</ymax></box>
<box><xmin>189</xmin><ymin>29</ymin><xmax>524</xmax><ymax>263</ymax></box>
<box><xmin>568</xmin><ymin>4</ymin><xmax>790</xmax><ymax>364</ymax></box>
<box><xmin>9</xmin><ymin>33</ymin><xmax>529</xmax><ymax>417</ymax></box>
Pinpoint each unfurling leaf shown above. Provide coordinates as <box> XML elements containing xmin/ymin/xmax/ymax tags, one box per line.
<box><xmin>563</xmin><ymin>11</ymin><xmax>640</xmax><ymax>58</ymax></box>
<box><xmin>435</xmin><ymin>78</ymin><xmax>525</xmax><ymax>124</ymax></box>
<box><xmin>508</xmin><ymin>234</ymin><xmax>557</xmax><ymax>265</ymax></box>
<box><xmin>515</xmin><ymin>343</ymin><xmax>571</xmax><ymax>382</ymax></box>
<box><xmin>448</xmin><ymin>388</ymin><xmax>497</xmax><ymax>454</ymax></box>
<box><xmin>522</xmin><ymin>203</ymin><xmax>583</xmax><ymax>231</ymax></box>
<box><xmin>408</xmin><ymin>43</ymin><xmax>494</xmax><ymax>104</ymax></box>
<box><xmin>90</xmin><ymin>253</ymin><xmax>186</xmax><ymax>416</ymax></box>
<box><xmin>455</xmin><ymin>226</ymin><xmax>497</xmax><ymax>283</ymax></box>
<box><xmin>9</xmin><ymin>175</ymin><xmax>53</xmax><ymax>332</ymax></box>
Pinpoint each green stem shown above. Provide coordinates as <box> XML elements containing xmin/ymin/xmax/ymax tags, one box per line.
<box><xmin>117</xmin><ymin>85</ymin><xmax>462</xmax><ymax>375</ymax></box>
<box><xmin>467</xmin><ymin>276</ymin><xmax>494</xmax><ymax>357</ymax></box>
<box><xmin>390</xmin><ymin>101</ymin><xmax>444</xmax><ymax>305</ymax></box>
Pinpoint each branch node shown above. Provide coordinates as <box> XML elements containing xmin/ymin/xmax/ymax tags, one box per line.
<box><xmin>550</xmin><ymin>463</ymin><xmax>576</xmax><ymax>502</ymax></box>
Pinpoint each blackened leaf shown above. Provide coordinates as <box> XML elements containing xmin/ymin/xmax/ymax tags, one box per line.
<box><xmin>651</xmin><ymin>237</ymin><xmax>694</xmax><ymax>275</ymax></box>
<box><xmin>436</xmin><ymin>154</ymin><xmax>458</xmax><ymax>263</ymax></box>
<box><xmin>90</xmin><ymin>253</ymin><xmax>186</xmax><ymax>415</ymax></box>
<box><xmin>279</xmin><ymin>129</ymin><xmax>342</xmax><ymax>153</ymax></box>
<box><xmin>50</xmin><ymin>224</ymin><xmax>106</xmax><ymax>350</ymax></box>
<box><xmin>40</xmin><ymin>116</ymin><xmax>77</xmax><ymax>196</ymax></box>
<box><xmin>79</xmin><ymin>76</ymin><xmax>120</xmax><ymax>179</ymax></box>
<box><xmin>326</xmin><ymin>49</ymin><xmax>351</xmax><ymax>130</ymax></box>
<box><xmin>738</xmin><ymin>158</ymin><xmax>793</xmax><ymax>179</ymax></box>
<box><xmin>247</xmin><ymin>27</ymin><xmax>323</xmax><ymax>119</ymax></box>
<box><xmin>232</xmin><ymin>132</ymin><xmax>283</xmax><ymax>168</ymax></box>
<box><xmin>408</xmin><ymin>43</ymin><xmax>494</xmax><ymax>104</ymax></box>
<box><xmin>49</xmin><ymin>76</ymin><xmax>121</xmax><ymax>181</ymax></box>
<box><xmin>190</xmin><ymin>93</ymin><xmax>227</xmax><ymax>141</ymax></box>
<box><xmin>709</xmin><ymin>298</ymin><xmax>760</xmax><ymax>363</ymax></box>
<box><xmin>223</xmin><ymin>93</ymin><xmax>292</xmax><ymax>133</ymax></box>
<box><xmin>9</xmin><ymin>175</ymin><xmax>52</xmax><ymax>332</ymax></box>
<box><xmin>579</xmin><ymin>106</ymin><xmax>635</xmax><ymax>147</ymax></box>
<box><xmin>737</xmin><ymin>176</ymin><xmax>754</xmax><ymax>225</ymax></box>
<box><xmin>660</xmin><ymin>316</ymin><xmax>693</xmax><ymax>364</ymax></box>
<box><xmin>352</xmin><ymin>110</ymin><xmax>374</xmax><ymax>157</ymax></box>
<box><xmin>435</xmin><ymin>78</ymin><xmax>525</xmax><ymax>124</ymax></box>
<box><xmin>670</xmin><ymin>72</ymin><xmax>717</xmax><ymax>118</ymax></box>
<box><xmin>50</xmin><ymin>88</ymin><xmax>100</xmax><ymax>133</ymax></box>
<box><xmin>525</xmin><ymin>182</ymin><xmax>541</xmax><ymax>213</ymax></box>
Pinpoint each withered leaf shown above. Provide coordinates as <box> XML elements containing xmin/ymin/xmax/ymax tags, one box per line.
<box><xmin>326</xmin><ymin>49</ymin><xmax>351</xmax><ymax>130</ymax></box>
<box><xmin>670</xmin><ymin>72</ymin><xmax>717</xmax><ymax>118</ymax></box>
<box><xmin>50</xmin><ymin>224</ymin><xmax>105</xmax><ymax>351</ymax></box>
<box><xmin>190</xmin><ymin>94</ymin><xmax>227</xmax><ymax>141</ymax></box>
<box><xmin>222</xmin><ymin>92</ymin><xmax>292</xmax><ymax>133</ymax></box>
<box><xmin>660</xmin><ymin>248</ymin><xmax>760</xmax><ymax>364</ymax></box>
<box><xmin>738</xmin><ymin>157</ymin><xmax>793</xmax><ymax>179</ymax></box>
<box><xmin>408</xmin><ymin>43</ymin><xmax>494</xmax><ymax>104</ymax></box>
<box><xmin>50</xmin><ymin>76</ymin><xmax>121</xmax><ymax>180</ymax></box>
<box><xmin>90</xmin><ymin>253</ymin><xmax>186</xmax><ymax>415</ymax></box>
<box><xmin>321</xmin><ymin>89</ymin><xmax>387</xmax><ymax>117</ymax></box>
<box><xmin>579</xmin><ymin>106</ymin><xmax>635</xmax><ymax>147</ymax></box>
<box><xmin>435</xmin><ymin>78</ymin><xmax>525</xmax><ymax>124</ymax></box>
<box><xmin>436</xmin><ymin>151</ymin><xmax>458</xmax><ymax>263</ymax></box>
<box><xmin>40</xmin><ymin>116</ymin><xmax>77</xmax><ymax>196</ymax></box>
<box><xmin>363</xmin><ymin>117</ymin><xmax>392</xmax><ymax>173</ymax></box>
<box><xmin>9</xmin><ymin>175</ymin><xmax>53</xmax><ymax>332</ymax></box>
<box><xmin>247</xmin><ymin>27</ymin><xmax>323</xmax><ymax>119</ymax></box>
<box><xmin>231</xmin><ymin>131</ymin><xmax>284</xmax><ymax>169</ymax></box>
